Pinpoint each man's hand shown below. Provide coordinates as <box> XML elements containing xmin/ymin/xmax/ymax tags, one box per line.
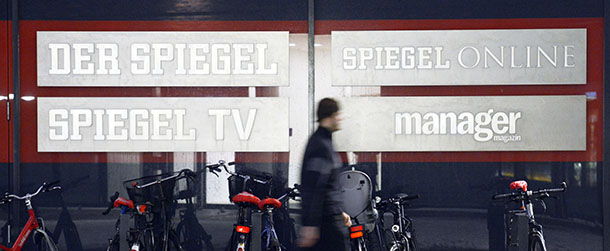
<box><xmin>297</xmin><ymin>226</ymin><xmax>320</xmax><ymax>248</ymax></box>
<box><xmin>342</xmin><ymin>212</ymin><xmax>352</xmax><ymax>226</ymax></box>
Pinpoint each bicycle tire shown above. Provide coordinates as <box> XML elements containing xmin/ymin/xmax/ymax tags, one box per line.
<box><xmin>407</xmin><ymin>238</ymin><xmax>416</xmax><ymax>251</ymax></box>
<box><xmin>168</xmin><ymin>229</ymin><xmax>184</xmax><ymax>251</ymax></box>
<box><xmin>406</xmin><ymin>231</ymin><xmax>417</xmax><ymax>251</ymax></box>
<box><xmin>34</xmin><ymin>229</ymin><xmax>59</xmax><ymax>251</ymax></box>
<box><xmin>134</xmin><ymin>228</ymin><xmax>156</xmax><ymax>251</ymax></box>
<box><xmin>269</xmin><ymin>238</ymin><xmax>282</xmax><ymax>251</ymax></box>
<box><xmin>106</xmin><ymin>238</ymin><xmax>120</xmax><ymax>251</ymax></box>
<box><xmin>358</xmin><ymin>237</ymin><xmax>368</xmax><ymax>251</ymax></box>
<box><xmin>529</xmin><ymin>232</ymin><xmax>547</xmax><ymax>251</ymax></box>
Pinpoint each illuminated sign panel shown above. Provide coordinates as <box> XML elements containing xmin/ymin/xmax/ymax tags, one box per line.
<box><xmin>332</xmin><ymin>29</ymin><xmax>586</xmax><ymax>86</ymax></box>
<box><xmin>37</xmin><ymin>32</ymin><xmax>289</xmax><ymax>86</ymax></box>
<box><xmin>334</xmin><ymin>96</ymin><xmax>586</xmax><ymax>151</ymax></box>
<box><xmin>38</xmin><ymin>97</ymin><xmax>289</xmax><ymax>152</ymax></box>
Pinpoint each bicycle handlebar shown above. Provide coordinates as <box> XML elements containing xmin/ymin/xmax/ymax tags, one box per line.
<box><xmin>135</xmin><ymin>170</ymin><xmax>187</xmax><ymax>189</ymax></box>
<box><xmin>1</xmin><ymin>182</ymin><xmax>62</xmax><ymax>203</ymax></box>
<box><xmin>205</xmin><ymin>160</ymin><xmax>235</xmax><ymax>176</ymax></box>
<box><xmin>102</xmin><ymin>192</ymin><xmax>120</xmax><ymax>215</ymax></box>
<box><xmin>277</xmin><ymin>184</ymin><xmax>301</xmax><ymax>201</ymax></box>
<box><xmin>216</xmin><ymin>161</ymin><xmax>271</xmax><ymax>185</ymax></box>
<box><xmin>492</xmin><ymin>182</ymin><xmax>567</xmax><ymax>201</ymax></box>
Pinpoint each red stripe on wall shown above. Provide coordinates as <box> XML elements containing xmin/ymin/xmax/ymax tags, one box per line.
<box><xmin>235</xmin><ymin>152</ymin><xmax>289</xmax><ymax>163</ymax></box>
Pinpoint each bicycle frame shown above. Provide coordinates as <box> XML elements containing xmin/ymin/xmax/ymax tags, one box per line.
<box><xmin>0</xmin><ymin>183</ymin><xmax>61</xmax><ymax>251</ymax></box>
<box><xmin>518</xmin><ymin>194</ymin><xmax>547</xmax><ymax>251</ymax></box>
<box><xmin>377</xmin><ymin>194</ymin><xmax>419</xmax><ymax>251</ymax></box>
<box><xmin>387</xmin><ymin>201</ymin><xmax>412</xmax><ymax>249</ymax></box>
<box><xmin>0</xmin><ymin>199</ymin><xmax>42</xmax><ymax>251</ymax></box>
<box><xmin>259</xmin><ymin>186</ymin><xmax>299</xmax><ymax>251</ymax></box>
<box><xmin>260</xmin><ymin>207</ymin><xmax>280</xmax><ymax>251</ymax></box>
<box><xmin>230</xmin><ymin>205</ymin><xmax>254</xmax><ymax>251</ymax></box>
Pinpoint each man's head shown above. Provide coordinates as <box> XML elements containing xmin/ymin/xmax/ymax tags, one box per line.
<box><xmin>317</xmin><ymin>98</ymin><xmax>342</xmax><ymax>132</ymax></box>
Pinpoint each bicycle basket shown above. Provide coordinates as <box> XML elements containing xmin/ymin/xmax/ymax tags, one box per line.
<box><xmin>228</xmin><ymin>173</ymin><xmax>272</xmax><ymax>201</ymax></box>
<box><xmin>123</xmin><ymin>173</ymin><xmax>178</xmax><ymax>206</ymax></box>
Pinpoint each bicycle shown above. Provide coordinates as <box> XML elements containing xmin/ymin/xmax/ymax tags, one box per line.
<box><xmin>175</xmin><ymin>161</ymin><xmax>233</xmax><ymax>251</ymax></box>
<box><xmin>123</xmin><ymin>169</ymin><xmax>199</xmax><ymax>251</ymax></box>
<box><xmin>103</xmin><ymin>191</ymin><xmax>154</xmax><ymax>251</ymax></box>
<box><xmin>492</xmin><ymin>180</ymin><xmax>567</xmax><ymax>251</ymax></box>
<box><xmin>338</xmin><ymin>168</ymin><xmax>377</xmax><ymax>251</ymax></box>
<box><xmin>0</xmin><ymin>182</ymin><xmax>61</xmax><ymax>251</ymax></box>
<box><xmin>258</xmin><ymin>185</ymin><xmax>300</xmax><ymax>251</ymax></box>
<box><xmin>376</xmin><ymin>193</ymin><xmax>419</xmax><ymax>251</ymax></box>
<box><xmin>207</xmin><ymin>161</ymin><xmax>272</xmax><ymax>251</ymax></box>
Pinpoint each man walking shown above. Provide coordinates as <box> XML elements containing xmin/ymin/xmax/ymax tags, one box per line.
<box><xmin>298</xmin><ymin>98</ymin><xmax>351</xmax><ymax>251</ymax></box>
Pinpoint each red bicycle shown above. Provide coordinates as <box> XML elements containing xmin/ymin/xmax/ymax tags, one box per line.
<box><xmin>0</xmin><ymin>182</ymin><xmax>61</xmax><ymax>251</ymax></box>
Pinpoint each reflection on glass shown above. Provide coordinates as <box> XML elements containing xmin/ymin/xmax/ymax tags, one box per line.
<box><xmin>573</xmin><ymin>162</ymin><xmax>582</xmax><ymax>187</ymax></box>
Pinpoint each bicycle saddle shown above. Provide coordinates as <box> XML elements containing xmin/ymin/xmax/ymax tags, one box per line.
<box><xmin>510</xmin><ymin>180</ymin><xmax>528</xmax><ymax>191</ymax></box>
<box><xmin>232</xmin><ymin>192</ymin><xmax>261</xmax><ymax>206</ymax></box>
<box><xmin>258</xmin><ymin>198</ymin><xmax>282</xmax><ymax>210</ymax></box>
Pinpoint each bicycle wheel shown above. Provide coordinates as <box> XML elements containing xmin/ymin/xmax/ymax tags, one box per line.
<box><xmin>406</xmin><ymin>232</ymin><xmax>417</xmax><ymax>251</ymax></box>
<box><xmin>269</xmin><ymin>238</ymin><xmax>282</xmax><ymax>251</ymax></box>
<box><xmin>134</xmin><ymin>228</ymin><xmax>156</xmax><ymax>251</ymax></box>
<box><xmin>529</xmin><ymin>232</ymin><xmax>547</xmax><ymax>251</ymax></box>
<box><xmin>168</xmin><ymin>229</ymin><xmax>184</xmax><ymax>251</ymax></box>
<box><xmin>106</xmin><ymin>237</ymin><xmax>120</xmax><ymax>251</ymax></box>
<box><xmin>358</xmin><ymin>237</ymin><xmax>368</xmax><ymax>251</ymax></box>
<box><xmin>34</xmin><ymin>229</ymin><xmax>59</xmax><ymax>251</ymax></box>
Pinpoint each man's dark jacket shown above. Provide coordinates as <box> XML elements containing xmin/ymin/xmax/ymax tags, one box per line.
<box><xmin>300</xmin><ymin>126</ymin><xmax>343</xmax><ymax>227</ymax></box>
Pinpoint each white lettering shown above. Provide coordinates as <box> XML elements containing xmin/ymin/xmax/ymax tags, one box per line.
<box><xmin>131</xmin><ymin>43</ymin><xmax>151</xmax><ymax>74</ymax></box>
<box><xmin>458</xmin><ymin>46</ymin><xmax>480</xmax><ymax>69</ymax></box>
<box><xmin>174</xmin><ymin>109</ymin><xmax>196</xmax><ymax>140</ymax></box>
<box><xmin>96</xmin><ymin>43</ymin><xmax>120</xmax><ymax>75</ymax></box>
<box><xmin>70</xmin><ymin>109</ymin><xmax>92</xmax><ymax>140</ymax></box>
<box><xmin>231</xmin><ymin>109</ymin><xmax>257</xmax><ymax>140</ymax></box>
<box><xmin>49</xmin><ymin>43</ymin><xmax>71</xmax><ymax>74</ymax></box>
<box><xmin>396</xmin><ymin>109</ymin><xmax>522</xmax><ymax>142</ymax></box>
<box><xmin>343</xmin><ymin>48</ymin><xmax>357</xmax><ymax>70</ymax></box>
<box><xmin>209</xmin><ymin>109</ymin><xmax>231</xmax><ymax>140</ymax></box>
<box><xmin>106</xmin><ymin>109</ymin><xmax>128</xmax><ymax>140</ymax></box>
<box><xmin>151</xmin><ymin>109</ymin><xmax>173</xmax><ymax>140</ymax></box>
<box><xmin>49</xmin><ymin>109</ymin><xmax>69</xmax><ymax>140</ymax></box>
<box><xmin>233</xmin><ymin>44</ymin><xmax>255</xmax><ymax>74</ymax></box>
<box><xmin>73</xmin><ymin>43</ymin><xmax>94</xmax><ymax>75</ymax></box>
<box><xmin>188</xmin><ymin>44</ymin><xmax>210</xmax><ymax>75</ymax></box>
<box><xmin>152</xmin><ymin>43</ymin><xmax>174</xmax><ymax>75</ymax></box>
<box><xmin>255</xmin><ymin>44</ymin><xmax>278</xmax><ymax>74</ymax></box>
<box><xmin>211</xmin><ymin>44</ymin><xmax>231</xmax><ymax>74</ymax></box>
<box><xmin>129</xmin><ymin>109</ymin><xmax>149</xmax><ymax>140</ymax></box>
<box><xmin>564</xmin><ymin>45</ymin><xmax>576</xmax><ymax>68</ymax></box>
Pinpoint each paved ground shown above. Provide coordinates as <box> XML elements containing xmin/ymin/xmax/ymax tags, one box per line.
<box><xmin>1</xmin><ymin>207</ymin><xmax>603</xmax><ymax>251</ymax></box>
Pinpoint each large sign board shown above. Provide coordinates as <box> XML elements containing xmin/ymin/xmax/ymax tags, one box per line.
<box><xmin>333</xmin><ymin>96</ymin><xmax>586</xmax><ymax>151</ymax></box>
<box><xmin>38</xmin><ymin>97</ymin><xmax>289</xmax><ymax>152</ymax></box>
<box><xmin>332</xmin><ymin>29</ymin><xmax>586</xmax><ymax>86</ymax></box>
<box><xmin>37</xmin><ymin>31</ymin><xmax>289</xmax><ymax>86</ymax></box>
